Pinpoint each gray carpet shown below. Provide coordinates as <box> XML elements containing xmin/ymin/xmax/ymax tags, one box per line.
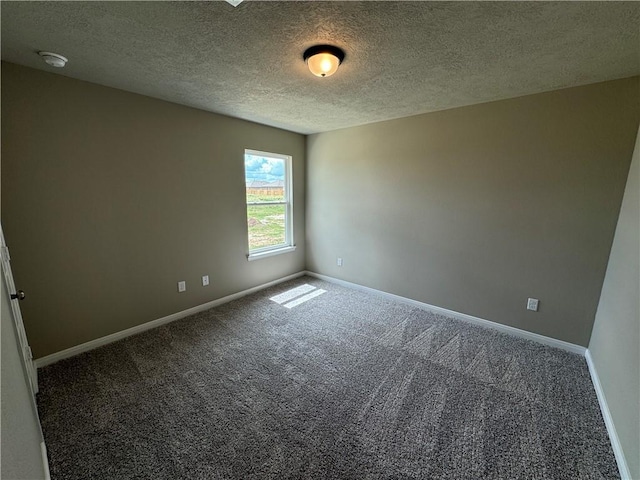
<box><xmin>37</xmin><ymin>276</ymin><xmax>619</xmax><ymax>479</ymax></box>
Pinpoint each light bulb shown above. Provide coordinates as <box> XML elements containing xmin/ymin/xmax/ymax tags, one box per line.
<box><xmin>320</xmin><ymin>58</ymin><xmax>333</xmax><ymax>74</ymax></box>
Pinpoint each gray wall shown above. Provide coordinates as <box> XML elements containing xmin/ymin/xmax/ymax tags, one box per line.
<box><xmin>306</xmin><ymin>77</ymin><xmax>639</xmax><ymax>347</ymax></box>
<box><xmin>589</xmin><ymin>126</ymin><xmax>640</xmax><ymax>478</ymax></box>
<box><xmin>1</xmin><ymin>62</ymin><xmax>306</xmax><ymax>358</ymax></box>
<box><xmin>1</xmin><ymin>270</ymin><xmax>47</xmax><ymax>479</ymax></box>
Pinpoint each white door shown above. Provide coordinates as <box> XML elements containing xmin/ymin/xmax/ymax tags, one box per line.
<box><xmin>1</xmin><ymin>223</ymin><xmax>38</xmax><ymax>395</ymax></box>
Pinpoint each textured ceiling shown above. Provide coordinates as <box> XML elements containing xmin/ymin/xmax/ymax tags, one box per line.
<box><xmin>2</xmin><ymin>1</ymin><xmax>639</xmax><ymax>134</ymax></box>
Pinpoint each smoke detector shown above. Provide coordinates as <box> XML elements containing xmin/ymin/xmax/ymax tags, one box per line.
<box><xmin>38</xmin><ymin>52</ymin><xmax>68</xmax><ymax>68</ymax></box>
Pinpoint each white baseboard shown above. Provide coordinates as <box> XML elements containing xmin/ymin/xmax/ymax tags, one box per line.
<box><xmin>585</xmin><ymin>350</ymin><xmax>632</xmax><ymax>480</ymax></box>
<box><xmin>304</xmin><ymin>271</ymin><xmax>587</xmax><ymax>355</ymax></box>
<box><xmin>36</xmin><ymin>269</ymin><xmax>586</xmax><ymax>364</ymax></box>
<box><xmin>34</xmin><ymin>271</ymin><xmax>306</xmax><ymax>368</ymax></box>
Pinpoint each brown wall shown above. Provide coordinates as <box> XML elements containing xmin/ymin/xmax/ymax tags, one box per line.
<box><xmin>1</xmin><ymin>62</ymin><xmax>306</xmax><ymax>357</ymax></box>
<box><xmin>306</xmin><ymin>77</ymin><xmax>639</xmax><ymax>346</ymax></box>
<box><xmin>3</xmin><ymin>61</ymin><xmax>638</xmax><ymax>356</ymax></box>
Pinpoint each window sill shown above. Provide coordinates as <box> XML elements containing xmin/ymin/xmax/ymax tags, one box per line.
<box><xmin>247</xmin><ymin>245</ymin><xmax>296</xmax><ymax>261</ymax></box>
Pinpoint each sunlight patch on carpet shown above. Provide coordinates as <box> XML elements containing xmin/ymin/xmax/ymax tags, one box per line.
<box><xmin>270</xmin><ymin>284</ymin><xmax>316</xmax><ymax>304</ymax></box>
<box><xmin>283</xmin><ymin>289</ymin><xmax>326</xmax><ymax>309</ymax></box>
<box><xmin>270</xmin><ymin>283</ymin><xmax>327</xmax><ymax>309</ymax></box>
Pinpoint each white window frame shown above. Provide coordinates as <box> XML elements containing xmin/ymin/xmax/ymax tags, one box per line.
<box><xmin>245</xmin><ymin>149</ymin><xmax>296</xmax><ymax>261</ymax></box>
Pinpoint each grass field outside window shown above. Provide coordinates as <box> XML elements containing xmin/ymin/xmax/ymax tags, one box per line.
<box><xmin>246</xmin><ymin>195</ymin><xmax>286</xmax><ymax>250</ymax></box>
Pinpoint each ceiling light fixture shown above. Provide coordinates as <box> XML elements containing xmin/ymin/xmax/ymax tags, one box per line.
<box><xmin>303</xmin><ymin>45</ymin><xmax>345</xmax><ymax>78</ymax></box>
<box><xmin>38</xmin><ymin>51</ymin><xmax>68</xmax><ymax>68</ymax></box>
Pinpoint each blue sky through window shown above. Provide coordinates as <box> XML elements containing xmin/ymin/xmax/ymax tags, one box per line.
<box><xmin>245</xmin><ymin>154</ymin><xmax>284</xmax><ymax>184</ymax></box>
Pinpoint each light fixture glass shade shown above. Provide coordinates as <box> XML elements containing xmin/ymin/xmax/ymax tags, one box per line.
<box><xmin>307</xmin><ymin>52</ymin><xmax>340</xmax><ymax>77</ymax></box>
<box><xmin>303</xmin><ymin>45</ymin><xmax>345</xmax><ymax>78</ymax></box>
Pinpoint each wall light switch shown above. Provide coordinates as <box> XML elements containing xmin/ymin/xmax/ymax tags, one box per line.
<box><xmin>527</xmin><ymin>298</ymin><xmax>539</xmax><ymax>311</ymax></box>
<box><xmin>178</xmin><ymin>281</ymin><xmax>186</xmax><ymax>293</ymax></box>
<box><xmin>202</xmin><ymin>275</ymin><xmax>209</xmax><ymax>286</ymax></box>
<box><xmin>337</xmin><ymin>257</ymin><xmax>343</xmax><ymax>267</ymax></box>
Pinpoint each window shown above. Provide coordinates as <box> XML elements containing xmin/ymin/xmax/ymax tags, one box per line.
<box><xmin>244</xmin><ymin>149</ymin><xmax>295</xmax><ymax>260</ymax></box>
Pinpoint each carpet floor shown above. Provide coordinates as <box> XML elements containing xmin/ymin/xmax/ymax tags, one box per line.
<box><xmin>37</xmin><ymin>276</ymin><xmax>619</xmax><ymax>479</ymax></box>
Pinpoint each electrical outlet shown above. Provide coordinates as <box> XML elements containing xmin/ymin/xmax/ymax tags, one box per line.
<box><xmin>337</xmin><ymin>257</ymin><xmax>343</xmax><ymax>267</ymax></box>
<box><xmin>527</xmin><ymin>298</ymin><xmax>539</xmax><ymax>311</ymax></box>
<box><xmin>178</xmin><ymin>281</ymin><xmax>186</xmax><ymax>293</ymax></box>
<box><xmin>202</xmin><ymin>275</ymin><xmax>209</xmax><ymax>286</ymax></box>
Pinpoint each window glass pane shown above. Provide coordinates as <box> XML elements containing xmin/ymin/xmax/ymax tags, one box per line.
<box><xmin>247</xmin><ymin>204</ymin><xmax>286</xmax><ymax>250</ymax></box>
<box><xmin>244</xmin><ymin>149</ymin><xmax>292</xmax><ymax>256</ymax></box>
<box><xmin>245</xmin><ymin>154</ymin><xmax>285</xmax><ymax>202</ymax></box>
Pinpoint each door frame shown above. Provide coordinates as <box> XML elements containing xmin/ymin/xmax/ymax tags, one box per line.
<box><xmin>1</xmin><ymin>223</ymin><xmax>38</xmax><ymax>395</ymax></box>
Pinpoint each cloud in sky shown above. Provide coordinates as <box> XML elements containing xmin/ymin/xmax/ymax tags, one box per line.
<box><xmin>245</xmin><ymin>154</ymin><xmax>285</xmax><ymax>183</ymax></box>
